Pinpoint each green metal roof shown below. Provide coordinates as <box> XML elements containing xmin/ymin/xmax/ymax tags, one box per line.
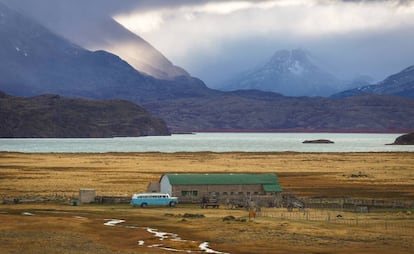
<box><xmin>164</xmin><ymin>173</ymin><xmax>282</xmax><ymax>192</ymax></box>
<box><xmin>263</xmin><ymin>184</ymin><xmax>283</xmax><ymax>192</ymax></box>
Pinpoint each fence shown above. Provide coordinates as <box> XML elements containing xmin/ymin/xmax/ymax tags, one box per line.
<box><xmin>260</xmin><ymin>208</ymin><xmax>414</xmax><ymax>234</ymax></box>
<box><xmin>95</xmin><ymin>196</ymin><xmax>131</xmax><ymax>204</ymax></box>
<box><xmin>301</xmin><ymin>197</ymin><xmax>414</xmax><ymax>210</ymax></box>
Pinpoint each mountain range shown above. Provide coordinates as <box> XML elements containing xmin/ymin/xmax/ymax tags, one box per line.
<box><xmin>332</xmin><ymin>65</ymin><xmax>414</xmax><ymax>99</ymax></box>
<box><xmin>0</xmin><ymin>1</ymin><xmax>414</xmax><ymax>134</ymax></box>
<box><xmin>218</xmin><ymin>49</ymin><xmax>354</xmax><ymax>97</ymax></box>
<box><xmin>219</xmin><ymin>48</ymin><xmax>414</xmax><ymax>99</ymax></box>
<box><xmin>0</xmin><ymin>1</ymin><xmax>212</xmax><ymax>103</ymax></box>
<box><xmin>2</xmin><ymin>0</ymin><xmax>188</xmax><ymax>81</ymax></box>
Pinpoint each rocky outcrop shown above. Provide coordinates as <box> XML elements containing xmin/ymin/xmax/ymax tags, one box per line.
<box><xmin>302</xmin><ymin>139</ymin><xmax>334</xmax><ymax>144</ymax></box>
<box><xmin>0</xmin><ymin>92</ymin><xmax>170</xmax><ymax>138</ymax></box>
<box><xmin>390</xmin><ymin>132</ymin><xmax>414</xmax><ymax>145</ymax></box>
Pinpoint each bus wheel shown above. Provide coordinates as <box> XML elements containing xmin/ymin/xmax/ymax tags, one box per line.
<box><xmin>169</xmin><ymin>201</ymin><xmax>177</xmax><ymax>207</ymax></box>
<box><xmin>141</xmin><ymin>203</ymin><xmax>148</xmax><ymax>208</ymax></box>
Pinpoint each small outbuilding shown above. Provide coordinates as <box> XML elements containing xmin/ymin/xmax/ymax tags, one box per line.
<box><xmin>79</xmin><ymin>189</ymin><xmax>96</xmax><ymax>204</ymax></box>
<box><xmin>158</xmin><ymin>173</ymin><xmax>282</xmax><ymax>203</ymax></box>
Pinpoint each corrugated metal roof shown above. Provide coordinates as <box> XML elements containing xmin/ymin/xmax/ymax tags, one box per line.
<box><xmin>164</xmin><ymin>173</ymin><xmax>281</xmax><ymax>191</ymax></box>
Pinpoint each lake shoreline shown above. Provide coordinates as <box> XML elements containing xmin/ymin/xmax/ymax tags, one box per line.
<box><xmin>194</xmin><ymin>129</ymin><xmax>411</xmax><ymax>134</ymax></box>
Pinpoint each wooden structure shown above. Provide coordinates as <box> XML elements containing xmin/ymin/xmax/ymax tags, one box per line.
<box><xmin>200</xmin><ymin>195</ymin><xmax>220</xmax><ymax>208</ymax></box>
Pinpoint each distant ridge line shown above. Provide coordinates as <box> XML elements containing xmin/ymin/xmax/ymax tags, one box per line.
<box><xmin>187</xmin><ymin>129</ymin><xmax>413</xmax><ymax>134</ymax></box>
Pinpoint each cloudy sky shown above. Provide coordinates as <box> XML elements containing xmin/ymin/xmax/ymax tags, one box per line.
<box><xmin>5</xmin><ymin>0</ymin><xmax>414</xmax><ymax>86</ymax></box>
<box><xmin>113</xmin><ymin>0</ymin><xmax>414</xmax><ymax>86</ymax></box>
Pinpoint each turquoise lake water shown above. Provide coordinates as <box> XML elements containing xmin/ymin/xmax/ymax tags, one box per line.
<box><xmin>0</xmin><ymin>133</ymin><xmax>413</xmax><ymax>153</ymax></box>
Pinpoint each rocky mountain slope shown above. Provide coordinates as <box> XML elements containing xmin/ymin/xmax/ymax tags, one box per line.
<box><xmin>332</xmin><ymin>65</ymin><xmax>414</xmax><ymax>98</ymax></box>
<box><xmin>144</xmin><ymin>94</ymin><xmax>414</xmax><ymax>132</ymax></box>
<box><xmin>2</xmin><ymin>0</ymin><xmax>188</xmax><ymax>80</ymax></box>
<box><xmin>0</xmin><ymin>2</ymin><xmax>212</xmax><ymax>103</ymax></box>
<box><xmin>218</xmin><ymin>49</ymin><xmax>345</xmax><ymax>97</ymax></box>
<box><xmin>0</xmin><ymin>92</ymin><xmax>170</xmax><ymax>138</ymax></box>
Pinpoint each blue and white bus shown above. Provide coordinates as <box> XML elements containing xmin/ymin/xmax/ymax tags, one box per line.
<box><xmin>130</xmin><ymin>193</ymin><xmax>178</xmax><ymax>208</ymax></box>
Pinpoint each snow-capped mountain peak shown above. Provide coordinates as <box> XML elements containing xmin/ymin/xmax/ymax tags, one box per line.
<box><xmin>218</xmin><ymin>49</ymin><xmax>343</xmax><ymax>97</ymax></box>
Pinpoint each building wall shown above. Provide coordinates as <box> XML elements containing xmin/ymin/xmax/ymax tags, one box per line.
<box><xmin>160</xmin><ymin>175</ymin><xmax>172</xmax><ymax>195</ymax></box>
<box><xmin>147</xmin><ymin>182</ymin><xmax>160</xmax><ymax>193</ymax></box>
<box><xmin>172</xmin><ymin>184</ymin><xmax>267</xmax><ymax>202</ymax></box>
<box><xmin>79</xmin><ymin>189</ymin><xmax>96</xmax><ymax>204</ymax></box>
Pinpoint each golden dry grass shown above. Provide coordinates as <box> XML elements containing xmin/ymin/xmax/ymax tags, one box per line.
<box><xmin>1</xmin><ymin>152</ymin><xmax>414</xmax><ymax>253</ymax></box>
<box><xmin>1</xmin><ymin>152</ymin><xmax>414</xmax><ymax>199</ymax></box>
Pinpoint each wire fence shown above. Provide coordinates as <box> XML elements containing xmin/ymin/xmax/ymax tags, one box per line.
<box><xmin>260</xmin><ymin>209</ymin><xmax>414</xmax><ymax>234</ymax></box>
<box><xmin>301</xmin><ymin>197</ymin><xmax>414</xmax><ymax>210</ymax></box>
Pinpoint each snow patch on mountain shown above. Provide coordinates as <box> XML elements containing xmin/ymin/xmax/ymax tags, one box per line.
<box><xmin>288</xmin><ymin>61</ymin><xmax>305</xmax><ymax>75</ymax></box>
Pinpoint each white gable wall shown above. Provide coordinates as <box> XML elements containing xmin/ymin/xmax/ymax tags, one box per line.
<box><xmin>160</xmin><ymin>175</ymin><xmax>172</xmax><ymax>195</ymax></box>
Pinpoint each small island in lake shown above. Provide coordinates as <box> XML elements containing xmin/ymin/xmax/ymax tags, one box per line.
<box><xmin>302</xmin><ymin>139</ymin><xmax>334</xmax><ymax>144</ymax></box>
<box><xmin>389</xmin><ymin>132</ymin><xmax>414</xmax><ymax>145</ymax></box>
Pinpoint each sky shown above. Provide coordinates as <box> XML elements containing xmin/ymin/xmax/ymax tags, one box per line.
<box><xmin>113</xmin><ymin>0</ymin><xmax>414</xmax><ymax>86</ymax></box>
<box><xmin>4</xmin><ymin>0</ymin><xmax>414</xmax><ymax>87</ymax></box>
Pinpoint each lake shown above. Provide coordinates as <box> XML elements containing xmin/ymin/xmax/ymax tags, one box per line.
<box><xmin>0</xmin><ymin>133</ymin><xmax>413</xmax><ymax>153</ymax></box>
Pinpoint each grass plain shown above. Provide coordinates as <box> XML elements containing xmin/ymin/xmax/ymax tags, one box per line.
<box><xmin>1</xmin><ymin>151</ymin><xmax>414</xmax><ymax>253</ymax></box>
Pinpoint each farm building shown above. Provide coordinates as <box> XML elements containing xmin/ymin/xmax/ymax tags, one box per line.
<box><xmin>156</xmin><ymin>173</ymin><xmax>282</xmax><ymax>203</ymax></box>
